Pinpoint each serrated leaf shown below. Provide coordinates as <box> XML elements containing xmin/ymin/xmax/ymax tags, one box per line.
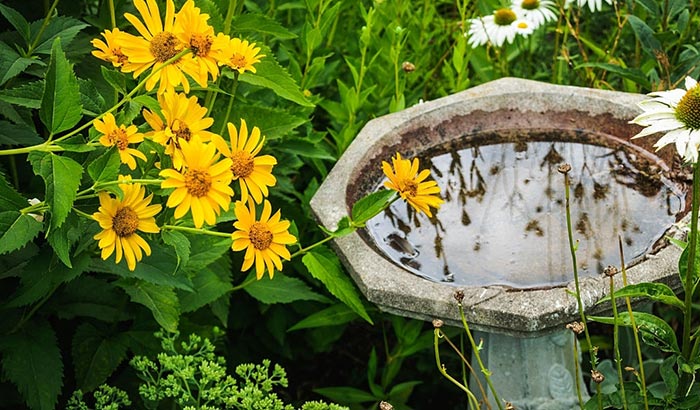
<box><xmin>118</xmin><ymin>279</ymin><xmax>180</xmax><ymax>333</ymax></box>
<box><xmin>0</xmin><ymin>3</ymin><xmax>31</xmax><ymax>45</ymax></box>
<box><xmin>0</xmin><ymin>120</ymin><xmax>43</xmax><ymax>146</ymax></box>
<box><xmin>30</xmin><ymin>16</ymin><xmax>88</xmax><ymax>55</ymax></box>
<box><xmin>72</xmin><ymin>323</ymin><xmax>129</xmax><ymax>392</ymax></box>
<box><xmin>39</xmin><ymin>38</ymin><xmax>83</xmax><ymax>134</ymax></box>
<box><xmin>627</xmin><ymin>15</ymin><xmax>663</xmax><ymax>56</ymax></box>
<box><xmin>288</xmin><ymin>303</ymin><xmax>358</xmax><ymax>331</ymax></box>
<box><xmin>50</xmin><ymin>276</ymin><xmax>129</xmax><ymax>322</ymax></box>
<box><xmin>232</xmin><ymin>13</ymin><xmax>297</xmax><ymax>39</ymax></box>
<box><xmin>0</xmin><ymin>42</ymin><xmax>41</xmax><ymax>87</ymax></box>
<box><xmin>47</xmin><ymin>212</ymin><xmax>83</xmax><ymax>267</ymax></box>
<box><xmin>590</xmin><ymin>312</ymin><xmax>679</xmax><ymax>353</ymax></box>
<box><xmin>178</xmin><ymin>262</ymin><xmax>232</xmax><ymax>313</ymax></box>
<box><xmin>274</xmin><ymin>139</ymin><xmax>335</xmax><ymax>160</ymax></box>
<box><xmin>596</xmin><ymin>282</ymin><xmax>684</xmax><ymax>310</ymax></box>
<box><xmin>185</xmin><ymin>235</ymin><xmax>232</xmax><ymax>270</ymax></box>
<box><xmin>161</xmin><ymin>230</ymin><xmax>191</xmax><ymax>269</ymax></box>
<box><xmin>313</xmin><ymin>386</ymin><xmax>378</xmax><ymax>404</ymax></box>
<box><xmin>100</xmin><ymin>66</ymin><xmax>127</xmax><ymax>95</ymax></box>
<box><xmin>244</xmin><ymin>273</ymin><xmax>331</xmax><ymax>304</ymax></box>
<box><xmin>302</xmin><ymin>246</ymin><xmax>372</xmax><ymax>324</ymax></box>
<box><xmin>0</xmin><ymin>173</ymin><xmax>29</xmax><ymax>211</ymax></box>
<box><xmin>0</xmin><ymin>80</ymin><xmax>44</xmax><ymax>109</ymax></box>
<box><xmin>38</xmin><ymin>153</ymin><xmax>82</xmax><ymax>231</ymax></box>
<box><xmin>87</xmin><ymin>147</ymin><xmax>120</xmax><ymax>183</ymax></box>
<box><xmin>236</xmin><ymin>54</ymin><xmax>314</xmax><ymax>107</ymax></box>
<box><xmin>78</xmin><ymin>78</ymin><xmax>106</xmax><ymax>116</ymax></box>
<box><xmin>575</xmin><ymin>62</ymin><xmax>651</xmax><ymax>90</ymax></box>
<box><xmin>0</xmin><ymin>211</ymin><xmax>42</xmax><ymax>254</ymax></box>
<box><xmin>352</xmin><ymin>189</ymin><xmax>395</xmax><ymax>225</ymax></box>
<box><xmin>233</xmin><ymin>104</ymin><xmax>308</xmax><ymax>139</ymax></box>
<box><xmin>0</xmin><ymin>320</ymin><xmax>63</xmax><ymax>410</ymax></box>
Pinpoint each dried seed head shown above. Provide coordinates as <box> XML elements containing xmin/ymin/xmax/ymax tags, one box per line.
<box><xmin>566</xmin><ymin>321</ymin><xmax>585</xmax><ymax>334</ymax></box>
<box><xmin>505</xmin><ymin>402</ymin><xmax>516</xmax><ymax>410</ymax></box>
<box><xmin>454</xmin><ymin>289</ymin><xmax>465</xmax><ymax>304</ymax></box>
<box><xmin>432</xmin><ymin>319</ymin><xmax>444</xmax><ymax>328</ymax></box>
<box><xmin>591</xmin><ymin>369</ymin><xmax>605</xmax><ymax>383</ymax></box>
<box><xmin>379</xmin><ymin>401</ymin><xmax>394</xmax><ymax>410</ymax></box>
<box><xmin>402</xmin><ymin>61</ymin><xmax>415</xmax><ymax>72</ymax></box>
<box><xmin>558</xmin><ymin>163</ymin><xmax>572</xmax><ymax>174</ymax></box>
<box><xmin>604</xmin><ymin>265</ymin><xmax>619</xmax><ymax>277</ymax></box>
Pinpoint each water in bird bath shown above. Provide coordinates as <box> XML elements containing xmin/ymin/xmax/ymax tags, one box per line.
<box><xmin>366</xmin><ymin>135</ymin><xmax>685</xmax><ymax>288</ymax></box>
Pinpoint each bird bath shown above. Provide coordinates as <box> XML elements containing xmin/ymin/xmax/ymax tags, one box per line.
<box><xmin>310</xmin><ymin>78</ymin><xmax>689</xmax><ymax>408</ymax></box>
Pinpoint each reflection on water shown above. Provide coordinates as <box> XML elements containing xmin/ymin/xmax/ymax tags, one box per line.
<box><xmin>366</xmin><ymin>141</ymin><xmax>684</xmax><ymax>288</ymax></box>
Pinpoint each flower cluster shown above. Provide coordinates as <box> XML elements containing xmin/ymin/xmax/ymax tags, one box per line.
<box><xmin>467</xmin><ymin>0</ymin><xmax>612</xmax><ymax>48</ymax></box>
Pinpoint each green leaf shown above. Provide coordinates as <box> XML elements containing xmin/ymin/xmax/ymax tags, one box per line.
<box><xmin>30</xmin><ymin>16</ymin><xmax>88</xmax><ymax>55</ymax></box>
<box><xmin>0</xmin><ymin>120</ymin><xmax>43</xmax><ymax>146</ymax></box>
<box><xmin>627</xmin><ymin>15</ymin><xmax>663</xmax><ymax>56</ymax></box>
<box><xmin>0</xmin><ymin>211</ymin><xmax>42</xmax><ymax>254</ymax></box>
<box><xmin>232</xmin><ymin>13</ymin><xmax>297</xmax><ymax>39</ymax></box>
<box><xmin>274</xmin><ymin>139</ymin><xmax>335</xmax><ymax>160</ymax></box>
<box><xmin>596</xmin><ymin>282</ymin><xmax>684</xmax><ymax>310</ymax></box>
<box><xmin>0</xmin><ymin>42</ymin><xmax>41</xmax><ymax>87</ymax></box>
<box><xmin>288</xmin><ymin>303</ymin><xmax>358</xmax><ymax>331</ymax></box>
<box><xmin>678</xmin><ymin>241</ymin><xmax>700</xmax><ymax>291</ymax></box>
<box><xmin>117</xmin><ymin>279</ymin><xmax>180</xmax><ymax>333</ymax></box>
<box><xmin>47</xmin><ymin>212</ymin><xmax>83</xmax><ymax>267</ymax></box>
<box><xmin>0</xmin><ymin>3</ymin><xmax>31</xmax><ymax>45</ymax></box>
<box><xmin>244</xmin><ymin>273</ymin><xmax>331</xmax><ymax>304</ymax></box>
<box><xmin>39</xmin><ymin>38</ymin><xmax>83</xmax><ymax>134</ymax></box>
<box><xmin>236</xmin><ymin>54</ymin><xmax>314</xmax><ymax>107</ymax></box>
<box><xmin>87</xmin><ymin>147</ymin><xmax>121</xmax><ymax>184</ymax></box>
<box><xmin>302</xmin><ymin>246</ymin><xmax>372</xmax><ymax>324</ymax></box>
<box><xmin>0</xmin><ymin>80</ymin><xmax>44</xmax><ymax>109</ymax></box>
<box><xmin>185</xmin><ymin>235</ymin><xmax>232</xmax><ymax>270</ymax></box>
<box><xmin>0</xmin><ymin>320</ymin><xmax>63</xmax><ymax>410</ymax></box>
<box><xmin>589</xmin><ymin>312</ymin><xmax>679</xmax><ymax>353</ymax></box>
<box><xmin>100</xmin><ymin>66</ymin><xmax>127</xmax><ymax>95</ymax></box>
<box><xmin>0</xmin><ymin>172</ymin><xmax>29</xmax><ymax>211</ymax></box>
<box><xmin>72</xmin><ymin>323</ymin><xmax>128</xmax><ymax>392</ymax></box>
<box><xmin>178</xmin><ymin>260</ymin><xmax>232</xmax><ymax>313</ymax></box>
<box><xmin>161</xmin><ymin>230</ymin><xmax>191</xmax><ymax>269</ymax></box>
<box><xmin>313</xmin><ymin>386</ymin><xmax>378</xmax><ymax>404</ymax></box>
<box><xmin>352</xmin><ymin>189</ymin><xmax>395</xmax><ymax>225</ymax></box>
<box><xmin>78</xmin><ymin>78</ymin><xmax>106</xmax><ymax>116</ymax></box>
<box><xmin>50</xmin><ymin>276</ymin><xmax>129</xmax><ymax>322</ymax></box>
<box><xmin>575</xmin><ymin>62</ymin><xmax>651</xmax><ymax>89</ymax></box>
<box><xmin>37</xmin><ymin>153</ymin><xmax>83</xmax><ymax>231</ymax></box>
<box><xmin>232</xmin><ymin>104</ymin><xmax>308</xmax><ymax>139</ymax></box>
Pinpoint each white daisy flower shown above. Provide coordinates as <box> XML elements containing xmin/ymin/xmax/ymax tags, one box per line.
<box><xmin>467</xmin><ymin>8</ymin><xmax>533</xmax><ymax>48</ymax></box>
<box><xmin>566</xmin><ymin>0</ymin><xmax>613</xmax><ymax>13</ymax></box>
<box><xmin>630</xmin><ymin>77</ymin><xmax>700</xmax><ymax>163</ymax></box>
<box><xmin>511</xmin><ymin>0</ymin><xmax>558</xmax><ymax>27</ymax></box>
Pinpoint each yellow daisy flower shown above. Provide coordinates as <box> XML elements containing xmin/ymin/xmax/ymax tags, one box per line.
<box><xmin>213</xmin><ymin>120</ymin><xmax>277</xmax><ymax>204</ymax></box>
<box><xmin>160</xmin><ymin>139</ymin><xmax>233</xmax><ymax>228</ymax></box>
<box><xmin>120</xmin><ymin>0</ymin><xmax>191</xmax><ymax>94</ymax></box>
<box><xmin>382</xmin><ymin>153</ymin><xmax>444</xmax><ymax>217</ymax></box>
<box><xmin>93</xmin><ymin>176</ymin><xmax>162</xmax><ymax>271</ymax></box>
<box><xmin>231</xmin><ymin>200</ymin><xmax>297</xmax><ymax>280</ymax></box>
<box><xmin>91</xmin><ymin>28</ymin><xmax>129</xmax><ymax>67</ymax></box>
<box><xmin>173</xmin><ymin>0</ymin><xmax>227</xmax><ymax>87</ymax></box>
<box><xmin>220</xmin><ymin>37</ymin><xmax>264</xmax><ymax>74</ymax></box>
<box><xmin>145</xmin><ymin>91</ymin><xmax>217</xmax><ymax>169</ymax></box>
<box><xmin>94</xmin><ymin>113</ymin><xmax>147</xmax><ymax>170</ymax></box>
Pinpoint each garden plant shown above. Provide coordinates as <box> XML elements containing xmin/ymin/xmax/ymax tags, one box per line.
<box><xmin>0</xmin><ymin>0</ymin><xmax>699</xmax><ymax>409</ymax></box>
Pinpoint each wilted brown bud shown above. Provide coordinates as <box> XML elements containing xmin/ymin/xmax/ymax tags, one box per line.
<box><xmin>454</xmin><ymin>289</ymin><xmax>465</xmax><ymax>304</ymax></box>
<box><xmin>603</xmin><ymin>265</ymin><xmax>618</xmax><ymax>277</ymax></box>
<box><xmin>558</xmin><ymin>163</ymin><xmax>572</xmax><ymax>174</ymax></box>
<box><xmin>401</xmin><ymin>61</ymin><xmax>415</xmax><ymax>72</ymax></box>
<box><xmin>566</xmin><ymin>321</ymin><xmax>585</xmax><ymax>334</ymax></box>
<box><xmin>505</xmin><ymin>402</ymin><xmax>516</xmax><ymax>410</ymax></box>
<box><xmin>432</xmin><ymin>319</ymin><xmax>444</xmax><ymax>328</ymax></box>
<box><xmin>591</xmin><ymin>369</ymin><xmax>605</xmax><ymax>383</ymax></box>
<box><xmin>379</xmin><ymin>401</ymin><xmax>394</xmax><ymax>410</ymax></box>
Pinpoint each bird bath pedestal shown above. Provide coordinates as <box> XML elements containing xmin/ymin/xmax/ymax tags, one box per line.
<box><xmin>310</xmin><ymin>78</ymin><xmax>686</xmax><ymax>408</ymax></box>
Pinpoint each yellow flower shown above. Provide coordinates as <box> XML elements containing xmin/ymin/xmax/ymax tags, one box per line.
<box><xmin>93</xmin><ymin>176</ymin><xmax>161</xmax><ymax>271</ymax></box>
<box><xmin>120</xmin><ymin>0</ymin><xmax>191</xmax><ymax>94</ymax></box>
<box><xmin>213</xmin><ymin>120</ymin><xmax>277</xmax><ymax>204</ymax></box>
<box><xmin>145</xmin><ymin>91</ymin><xmax>217</xmax><ymax>169</ymax></box>
<box><xmin>220</xmin><ymin>37</ymin><xmax>264</xmax><ymax>74</ymax></box>
<box><xmin>382</xmin><ymin>153</ymin><xmax>444</xmax><ymax>217</ymax></box>
<box><xmin>231</xmin><ymin>200</ymin><xmax>296</xmax><ymax>279</ymax></box>
<box><xmin>91</xmin><ymin>28</ymin><xmax>129</xmax><ymax>67</ymax></box>
<box><xmin>174</xmin><ymin>0</ymin><xmax>227</xmax><ymax>87</ymax></box>
<box><xmin>94</xmin><ymin>113</ymin><xmax>147</xmax><ymax>170</ymax></box>
<box><xmin>160</xmin><ymin>139</ymin><xmax>233</xmax><ymax>228</ymax></box>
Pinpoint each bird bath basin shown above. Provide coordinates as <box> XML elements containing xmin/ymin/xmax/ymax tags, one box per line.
<box><xmin>310</xmin><ymin>78</ymin><xmax>688</xmax><ymax>408</ymax></box>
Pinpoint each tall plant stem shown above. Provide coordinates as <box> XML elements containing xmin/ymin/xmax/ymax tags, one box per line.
<box><xmin>25</xmin><ymin>0</ymin><xmax>59</xmax><ymax>57</ymax></box>
<box><xmin>218</xmin><ymin>72</ymin><xmax>240</xmax><ymax>135</ymax></box>
<box><xmin>608</xmin><ymin>273</ymin><xmax>628</xmax><ymax>409</ymax></box>
<box><xmin>433</xmin><ymin>329</ymin><xmax>482</xmax><ymax>409</ymax></box>
<box><xmin>682</xmin><ymin>161</ymin><xmax>700</xmax><ymax>377</ymax></box>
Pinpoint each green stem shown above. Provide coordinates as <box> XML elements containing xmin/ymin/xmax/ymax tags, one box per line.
<box><xmin>572</xmin><ymin>332</ymin><xmax>585</xmax><ymax>410</ymax></box>
<box><xmin>434</xmin><ymin>329</ymin><xmax>481</xmax><ymax>409</ymax></box>
<box><xmin>161</xmin><ymin>224</ymin><xmax>232</xmax><ymax>239</ymax></box>
<box><xmin>108</xmin><ymin>0</ymin><xmax>116</xmax><ymax>29</ymax></box>
<box><xmin>231</xmin><ymin>275</ymin><xmax>257</xmax><ymax>291</ymax></box>
<box><xmin>223</xmin><ymin>0</ymin><xmax>237</xmax><ymax>34</ymax></box>
<box><xmin>682</xmin><ymin>160</ymin><xmax>700</xmax><ymax>384</ymax></box>
<box><xmin>25</xmin><ymin>0</ymin><xmax>59</xmax><ymax>57</ymax></box>
<box><xmin>218</xmin><ymin>71</ymin><xmax>240</xmax><ymax>135</ymax></box>
<box><xmin>609</xmin><ymin>274</ymin><xmax>628</xmax><ymax>409</ymax></box>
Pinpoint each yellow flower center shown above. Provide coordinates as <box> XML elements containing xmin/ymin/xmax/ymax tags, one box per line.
<box><xmin>521</xmin><ymin>0</ymin><xmax>539</xmax><ymax>10</ymax></box>
<box><xmin>112</xmin><ymin>48</ymin><xmax>128</xmax><ymax>66</ymax></box>
<box><xmin>185</xmin><ymin>169</ymin><xmax>212</xmax><ymax>197</ymax></box>
<box><xmin>108</xmin><ymin>127</ymin><xmax>130</xmax><ymax>151</ymax></box>
<box><xmin>230</xmin><ymin>53</ymin><xmax>247</xmax><ymax>69</ymax></box>
<box><xmin>173</xmin><ymin>122</ymin><xmax>192</xmax><ymax>142</ymax></box>
<box><xmin>676</xmin><ymin>85</ymin><xmax>700</xmax><ymax>130</ymax></box>
<box><xmin>150</xmin><ymin>32</ymin><xmax>181</xmax><ymax>62</ymax></box>
<box><xmin>249</xmin><ymin>222</ymin><xmax>273</xmax><ymax>250</ymax></box>
<box><xmin>517</xmin><ymin>21</ymin><xmax>529</xmax><ymax>29</ymax></box>
<box><xmin>494</xmin><ymin>8</ymin><xmax>517</xmax><ymax>26</ymax></box>
<box><xmin>113</xmin><ymin>207</ymin><xmax>139</xmax><ymax>237</ymax></box>
<box><xmin>190</xmin><ymin>34</ymin><xmax>213</xmax><ymax>57</ymax></box>
<box><xmin>231</xmin><ymin>151</ymin><xmax>255</xmax><ymax>178</ymax></box>
<box><xmin>400</xmin><ymin>179</ymin><xmax>418</xmax><ymax>198</ymax></box>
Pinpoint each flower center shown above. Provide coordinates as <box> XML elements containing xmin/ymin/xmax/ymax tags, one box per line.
<box><xmin>185</xmin><ymin>169</ymin><xmax>212</xmax><ymax>197</ymax></box>
<box><xmin>400</xmin><ymin>179</ymin><xmax>418</xmax><ymax>198</ymax></box>
<box><xmin>112</xmin><ymin>207</ymin><xmax>139</xmax><ymax>237</ymax></box>
<box><xmin>150</xmin><ymin>32</ymin><xmax>181</xmax><ymax>62</ymax></box>
<box><xmin>112</xmin><ymin>49</ymin><xmax>128</xmax><ymax>66</ymax></box>
<box><xmin>493</xmin><ymin>8</ymin><xmax>517</xmax><ymax>26</ymax></box>
<box><xmin>231</xmin><ymin>151</ymin><xmax>255</xmax><ymax>178</ymax></box>
<box><xmin>517</xmin><ymin>21</ymin><xmax>529</xmax><ymax>29</ymax></box>
<box><xmin>521</xmin><ymin>0</ymin><xmax>539</xmax><ymax>10</ymax></box>
<box><xmin>108</xmin><ymin>128</ymin><xmax>130</xmax><ymax>151</ymax></box>
<box><xmin>190</xmin><ymin>34</ymin><xmax>213</xmax><ymax>57</ymax></box>
<box><xmin>676</xmin><ymin>85</ymin><xmax>700</xmax><ymax>130</ymax></box>
<box><xmin>230</xmin><ymin>53</ymin><xmax>247</xmax><ymax>69</ymax></box>
<box><xmin>249</xmin><ymin>222</ymin><xmax>273</xmax><ymax>250</ymax></box>
<box><xmin>173</xmin><ymin>122</ymin><xmax>192</xmax><ymax>142</ymax></box>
